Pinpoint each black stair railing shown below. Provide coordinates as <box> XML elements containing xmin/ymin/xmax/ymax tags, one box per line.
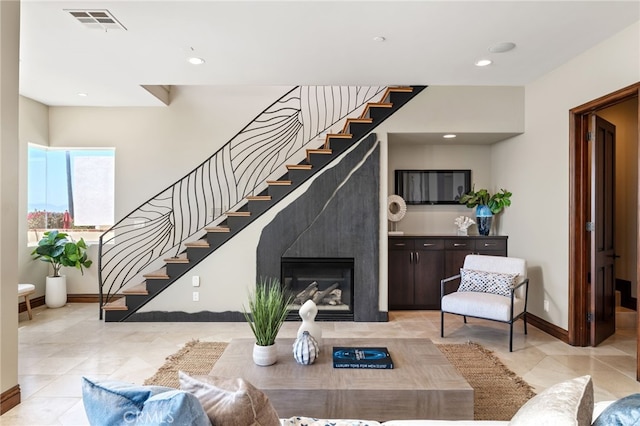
<box><xmin>98</xmin><ymin>86</ymin><xmax>387</xmax><ymax>316</ymax></box>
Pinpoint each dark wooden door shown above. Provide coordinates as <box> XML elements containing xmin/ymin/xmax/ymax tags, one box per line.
<box><xmin>413</xmin><ymin>247</ymin><xmax>445</xmax><ymax>309</ymax></box>
<box><xmin>590</xmin><ymin>115</ymin><xmax>617</xmax><ymax>346</ymax></box>
<box><xmin>388</xmin><ymin>239</ymin><xmax>414</xmax><ymax>308</ymax></box>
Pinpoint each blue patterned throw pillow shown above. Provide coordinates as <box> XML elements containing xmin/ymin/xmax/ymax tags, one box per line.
<box><xmin>592</xmin><ymin>393</ymin><xmax>640</xmax><ymax>426</ymax></box>
<box><xmin>81</xmin><ymin>377</ymin><xmax>210</xmax><ymax>426</ymax></box>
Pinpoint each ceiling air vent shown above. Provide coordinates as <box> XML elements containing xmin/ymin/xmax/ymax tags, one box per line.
<box><xmin>66</xmin><ymin>9</ymin><xmax>127</xmax><ymax>31</ymax></box>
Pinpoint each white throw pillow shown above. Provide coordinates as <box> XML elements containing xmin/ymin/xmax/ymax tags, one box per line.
<box><xmin>179</xmin><ymin>371</ymin><xmax>280</xmax><ymax>426</ymax></box>
<box><xmin>282</xmin><ymin>418</ymin><xmax>381</xmax><ymax>426</ymax></box>
<box><xmin>508</xmin><ymin>375</ymin><xmax>593</xmax><ymax>426</ymax></box>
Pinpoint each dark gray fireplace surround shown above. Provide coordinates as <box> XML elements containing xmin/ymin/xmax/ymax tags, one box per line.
<box><xmin>257</xmin><ymin>133</ymin><xmax>384</xmax><ymax>322</ymax></box>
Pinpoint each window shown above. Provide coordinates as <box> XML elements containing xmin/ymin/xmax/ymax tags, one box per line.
<box><xmin>27</xmin><ymin>144</ymin><xmax>115</xmax><ymax>244</ymax></box>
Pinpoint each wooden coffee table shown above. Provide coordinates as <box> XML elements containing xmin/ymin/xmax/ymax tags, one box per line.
<box><xmin>208</xmin><ymin>337</ymin><xmax>473</xmax><ymax>421</ymax></box>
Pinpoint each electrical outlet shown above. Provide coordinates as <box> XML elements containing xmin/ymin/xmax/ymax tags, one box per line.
<box><xmin>192</xmin><ymin>291</ymin><xmax>199</xmax><ymax>302</ymax></box>
<box><xmin>544</xmin><ymin>299</ymin><xmax>549</xmax><ymax>312</ymax></box>
<box><xmin>192</xmin><ymin>276</ymin><xmax>200</xmax><ymax>287</ymax></box>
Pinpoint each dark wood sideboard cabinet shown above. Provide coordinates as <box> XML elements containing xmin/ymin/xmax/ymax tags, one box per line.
<box><xmin>388</xmin><ymin>235</ymin><xmax>508</xmax><ymax>310</ymax></box>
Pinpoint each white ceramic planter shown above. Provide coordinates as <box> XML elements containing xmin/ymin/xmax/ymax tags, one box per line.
<box><xmin>45</xmin><ymin>276</ymin><xmax>67</xmax><ymax>308</ymax></box>
<box><xmin>253</xmin><ymin>343</ymin><xmax>277</xmax><ymax>366</ymax></box>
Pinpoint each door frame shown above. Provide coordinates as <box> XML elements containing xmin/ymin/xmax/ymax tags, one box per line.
<box><xmin>568</xmin><ymin>82</ymin><xmax>640</xmax><ymax>375</ymax></box>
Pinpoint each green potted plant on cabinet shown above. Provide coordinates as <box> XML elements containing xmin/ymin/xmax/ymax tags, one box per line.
<box><xmin>459</xmin><ymin>187</ymin><xmax>512</xmax><ymax>235</ymax></box>
<box><xmin>242</xmin><ymin>277</ymin><xmax>292</xmax><ymax>366</ymax></box>
<box><xmin>31</xmin><ymin>230</ymin><xmax>92</xmax><ymax>308</ymax></box>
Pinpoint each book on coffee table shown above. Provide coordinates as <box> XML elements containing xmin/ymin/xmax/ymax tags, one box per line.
<box><xmin>332</xmin><ymin>346</ymin><xmax>394</xmax><ymax>369</ymax></box>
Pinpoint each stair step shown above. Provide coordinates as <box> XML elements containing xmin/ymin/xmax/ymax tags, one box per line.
<box><xmin>143</xmin><ymin>268</ymin><xmax>169</xmax><ymax>279</ymax></box>
<box><xmin>341</xmin><ymin>118</ymin><xmax>372</xmax><ymax>134</ymax></box>
<box><xmin>164</xmin><ymin>254</ymin><xmax>189</xmax><ymax>263</ymax></box>
<box><xmin>380</xmin><ymin>86</ymin><xmax>414</xmax><ymax>102</ymax></box>
<box><xmin>324</xmin><ymin>133</ymin><xmax>352</xmax><ymax>149</ymax></box>
<box><xmin>306</xmin><ymin>148</ymin><xmax>332</xmax><ymax>163</ymax></box>
<box><xmin>205</xmin><ymin>226</ymin><xmax>231</xmax><ymax>233</ymax></box>
<box><xmin>267</xmin><ymin>180</ymin><xmax>292</xmax><ymax>186</ymax></box>
<box><xmin>360</xmin><ymin>102</ymin><xmax>393</xmax><ymax>119</ymax></box>
<box><xmin>102</xmin><ymin>297</ymin><xmax>127</xmax><ymax>311</ymax></box>
<box><xmin>247</xmin><ymin>195</ymin><xmax>272</xmax><ymax>201</ymax></box>
<box><xmin>286</xmin><ymin>164</ymin><xmax>312</xmax><ymax>171</ymax></box>
<box><xmin>123</xmin><ymin>283</ymin><xmax>148</xmax><ymax>295</ymax></box>
<box><xmin>185</xmin><ymin>239</ymin><xmax>210</xmax><ymax>248</ymax></box>
<box><xmin>226</xmin><ymin>211</ymin><xmax>250</xmax><ymax>217</ymax></box>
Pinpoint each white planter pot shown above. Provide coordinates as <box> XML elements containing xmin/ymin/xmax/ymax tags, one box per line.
<box><xmin>253</xmin><ymin>343</ymin><xmax>277</xmax><ymax>366</ymax></box>
<box><xmin>45</xmin><ymin>276</ymin><xmax>67</xmax><ymax>308</ymax></box>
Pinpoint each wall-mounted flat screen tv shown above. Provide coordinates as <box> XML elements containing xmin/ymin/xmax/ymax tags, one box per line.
<box><xmin>395</xmin><ymin>170</ymin><xmax>471</xmax><ymax>205</ymax></box>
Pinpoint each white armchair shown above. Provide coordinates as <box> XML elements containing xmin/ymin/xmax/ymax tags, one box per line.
<box><xmin>440</xmin><ymin>255</ymin><xmax>529</xmax><ymax>352</ymax></box>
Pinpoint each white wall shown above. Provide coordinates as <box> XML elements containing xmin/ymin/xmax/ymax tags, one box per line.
<box><xmin>493</xmin><ymin>21</ymin><xmax>640</xmax><ymax>329</ymax></box>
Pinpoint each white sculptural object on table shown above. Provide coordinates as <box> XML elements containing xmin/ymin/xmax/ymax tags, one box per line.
<box><xmin>297</xmin><ymin>299</ymin><xmax>322</xmax><ymax>343</ymax></box>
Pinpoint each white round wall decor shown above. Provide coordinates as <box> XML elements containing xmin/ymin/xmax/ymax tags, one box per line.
<box><xmin>387</xmin><ymin>195</ymin><xmax>407</xmax><ymax>235</ymax></box>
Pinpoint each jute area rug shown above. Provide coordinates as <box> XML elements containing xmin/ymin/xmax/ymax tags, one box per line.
<box><xmin>144</xmin><ymin>340</ymin><xmax>535</xmax><ymax>421</ymax></box>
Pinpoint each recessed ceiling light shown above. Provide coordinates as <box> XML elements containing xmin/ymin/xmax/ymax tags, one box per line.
<box><xmin>443</xmin><ymin>134</ymin><xmax>457</xmax><ymax>139</ymax></box>
<box><xmin>77</xmin><ymin>92</ymin><xmax>88</xmax><ymax>97</ymax></box>
<box><xmin>474</xmin><ymin>59</ymin><xmax>493</xmax><ymax>67</ymax></box>
<box><xmin>372</xmin><ymin>36</ymin><xmax>386</xmax><ymax>42</ymax></box>
<box><xmin>489</xmin><ymin>42</ymin><xmax>516</xmax><ymax>53</ymax></box>
<box><xmin>187</xmin><ymin>57</ymin><xmax>205</xmax><ymax>65</ymax></box>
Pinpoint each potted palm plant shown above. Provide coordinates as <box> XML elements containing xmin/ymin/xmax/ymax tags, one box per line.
<box><xmin>31</xmin><ymin>230</ymin><xmax>92</xmax><ymax>308</ymax></box>
<box><xmin>242</xmin><ymin>277</ymin><xmax>292</xmax><ymax>366</ymax></box>
<box><xmin>459</xmin><ymin>187</ymin><xmax>512</xmax><ymax>235</ymax></box>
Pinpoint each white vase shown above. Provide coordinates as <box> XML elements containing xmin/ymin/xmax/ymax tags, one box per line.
<box><xmin>45</xmin><ymin>275</ymin><xmax>67</xmax><ymax>308</ymax></box>
<box><xmin>253</xmin><ymin>343</ymin><xmax>277</xmax><ymax>366</ymax></box>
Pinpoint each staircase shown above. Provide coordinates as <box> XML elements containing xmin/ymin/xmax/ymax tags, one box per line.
<box><xmin>101</xmin><ymin>85</ymin><xmax>426</xmax><ymax>321</ymax></box>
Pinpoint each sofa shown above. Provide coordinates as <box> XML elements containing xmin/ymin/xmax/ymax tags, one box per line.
<box><xmin>81</xmin><ymin>374</ymin><xmax>638</xmax><ymax>426</ymax></box>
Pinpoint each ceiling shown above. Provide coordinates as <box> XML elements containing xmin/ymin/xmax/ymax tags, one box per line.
<box><xmin>19</xmin><ymin>1</ymin><xmax>640</xmax><ymax>107</ymax></box>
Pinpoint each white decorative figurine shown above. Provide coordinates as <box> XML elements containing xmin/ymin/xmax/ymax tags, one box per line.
<box><xmin>297</xmin><ymin>299</ymin><xmax>322</xmax><ymax>344</ymax></box>
<box><xmin>454</xmin><ymin>216</ymin><xmax>475</xmax><ymax>236</ymax></box>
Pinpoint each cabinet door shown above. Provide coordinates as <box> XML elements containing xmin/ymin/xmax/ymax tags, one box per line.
<box><xmin>413</xmin><ymin>242</ymin><xmax>445</xmax><ymax>309</ymax></box>
<box><xmin>475</xmin><ymin>238</ymin><xmax>507</xmax><ymax>256</ymax></box>
<box><xmin>444</xmin><ymin>239</ymin><xmax>474</xmax><ymax>277</ymax></box>
<box><xmin>388</xmin><ymin>239</ymin><xmax>414</xmax><ymax>309</ymax></box>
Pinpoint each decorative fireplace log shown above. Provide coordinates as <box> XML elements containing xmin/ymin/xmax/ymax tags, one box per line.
<box><xmin>294</xmin><ymin>282</ymin><xmax>319</xmax><ymax>305</ymax></box>
<box><xmin>311</xmin><ymin>283</ymin><xmax>339</xmax><ymax>305</ymax></box>
<box><xmin>324</xmin><ymin>289</ymin><xmax>342</xmax><ymax>305</ymax></box>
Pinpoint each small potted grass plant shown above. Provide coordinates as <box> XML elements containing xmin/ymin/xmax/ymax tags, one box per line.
<box><xmin>243</xmin><ymin>277</ymin><xmax>292</xmax><ymax>366</ymax></box>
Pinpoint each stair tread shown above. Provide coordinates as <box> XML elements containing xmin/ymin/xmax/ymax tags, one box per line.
<box><xmin>185</xmin><ymin>239</ymin><xmax>210</xmax><ymax>248</ymax></box>
<box><xmin>286</xmin><ymin>164</ymin><xmax>312</xmax><ymax>170</ymax></box>
<box><xmin>102</xmin><ymin>297</ymin><xmax>127</xmax><ymax>311</ymax></box>
<box><xmin>143</xmin><ymin>267</ymin><xmax>169</xmax><ymax>279</ymax></box>
<box><xmin>306</xmin><ymin>148</ymin><xmax>332</xmax><ymax>162</ymax></box>
<box><xmin>360</xmin><ymin>102</ymin><xmax>393</xmax><ymax>119</ymax></box>
<box><xmin>205</xmin><ymin>226</ymin><xmax>231</xmax><ymax>232</ymax></box>
<box><xmin>164</xmin><ymin>254</ymin><xmax>189</xmax><ymax>263</ymax></box>
<box><xmin>227</xmin><ymin>211</ymin><xmax>250</xmax><ymax>217</ymax></box>
<box><xmin>123</xmin><ymin>283</ymin><xmax>148</xmax><ymax>295</ymax></box>
<box><xmin>267</xmin><ymin>180</ymin><xmax>292</xmax><ymax>186</ymax></box>
<box><xmin>342</xmin><ymin>118</ymin><xmax>373</xmax><ymax>133</ymax></box>
<box><xmin>326</xmin><ymin>133</ymin><xmax>352</xmax><ymax>139</ymax></box>
<box><xmin>247</xmin><ymin>195</ymin><xmax>272</xmax><ymax>201</ymax></box>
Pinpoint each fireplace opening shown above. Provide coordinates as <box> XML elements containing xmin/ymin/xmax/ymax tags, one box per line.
<box><xmin>281</xmin><ymin>257</ymin><xmax>354</xmax><ymax>321</ymax></box>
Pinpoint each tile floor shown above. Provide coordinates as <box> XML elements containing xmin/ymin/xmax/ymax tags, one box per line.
<box><xmin>2</xmin><ymin>303</ymin><xmax>640</xmax><ymax>425</ymax></box>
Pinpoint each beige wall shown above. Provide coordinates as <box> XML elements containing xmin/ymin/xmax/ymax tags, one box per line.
<box><xmin>18</xmin><ymin>96</ymin><xmax>50</xmax><ymax>298</ymax></box>
<box><xmin>1</xmin><ymin>0</ymin><xmax>20</xmax><ymax>404</ymax></box>
<box><xmin>493</xmin><ymin>21</ymin><xmax>640</xmax><ymax>329</ymax></box>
